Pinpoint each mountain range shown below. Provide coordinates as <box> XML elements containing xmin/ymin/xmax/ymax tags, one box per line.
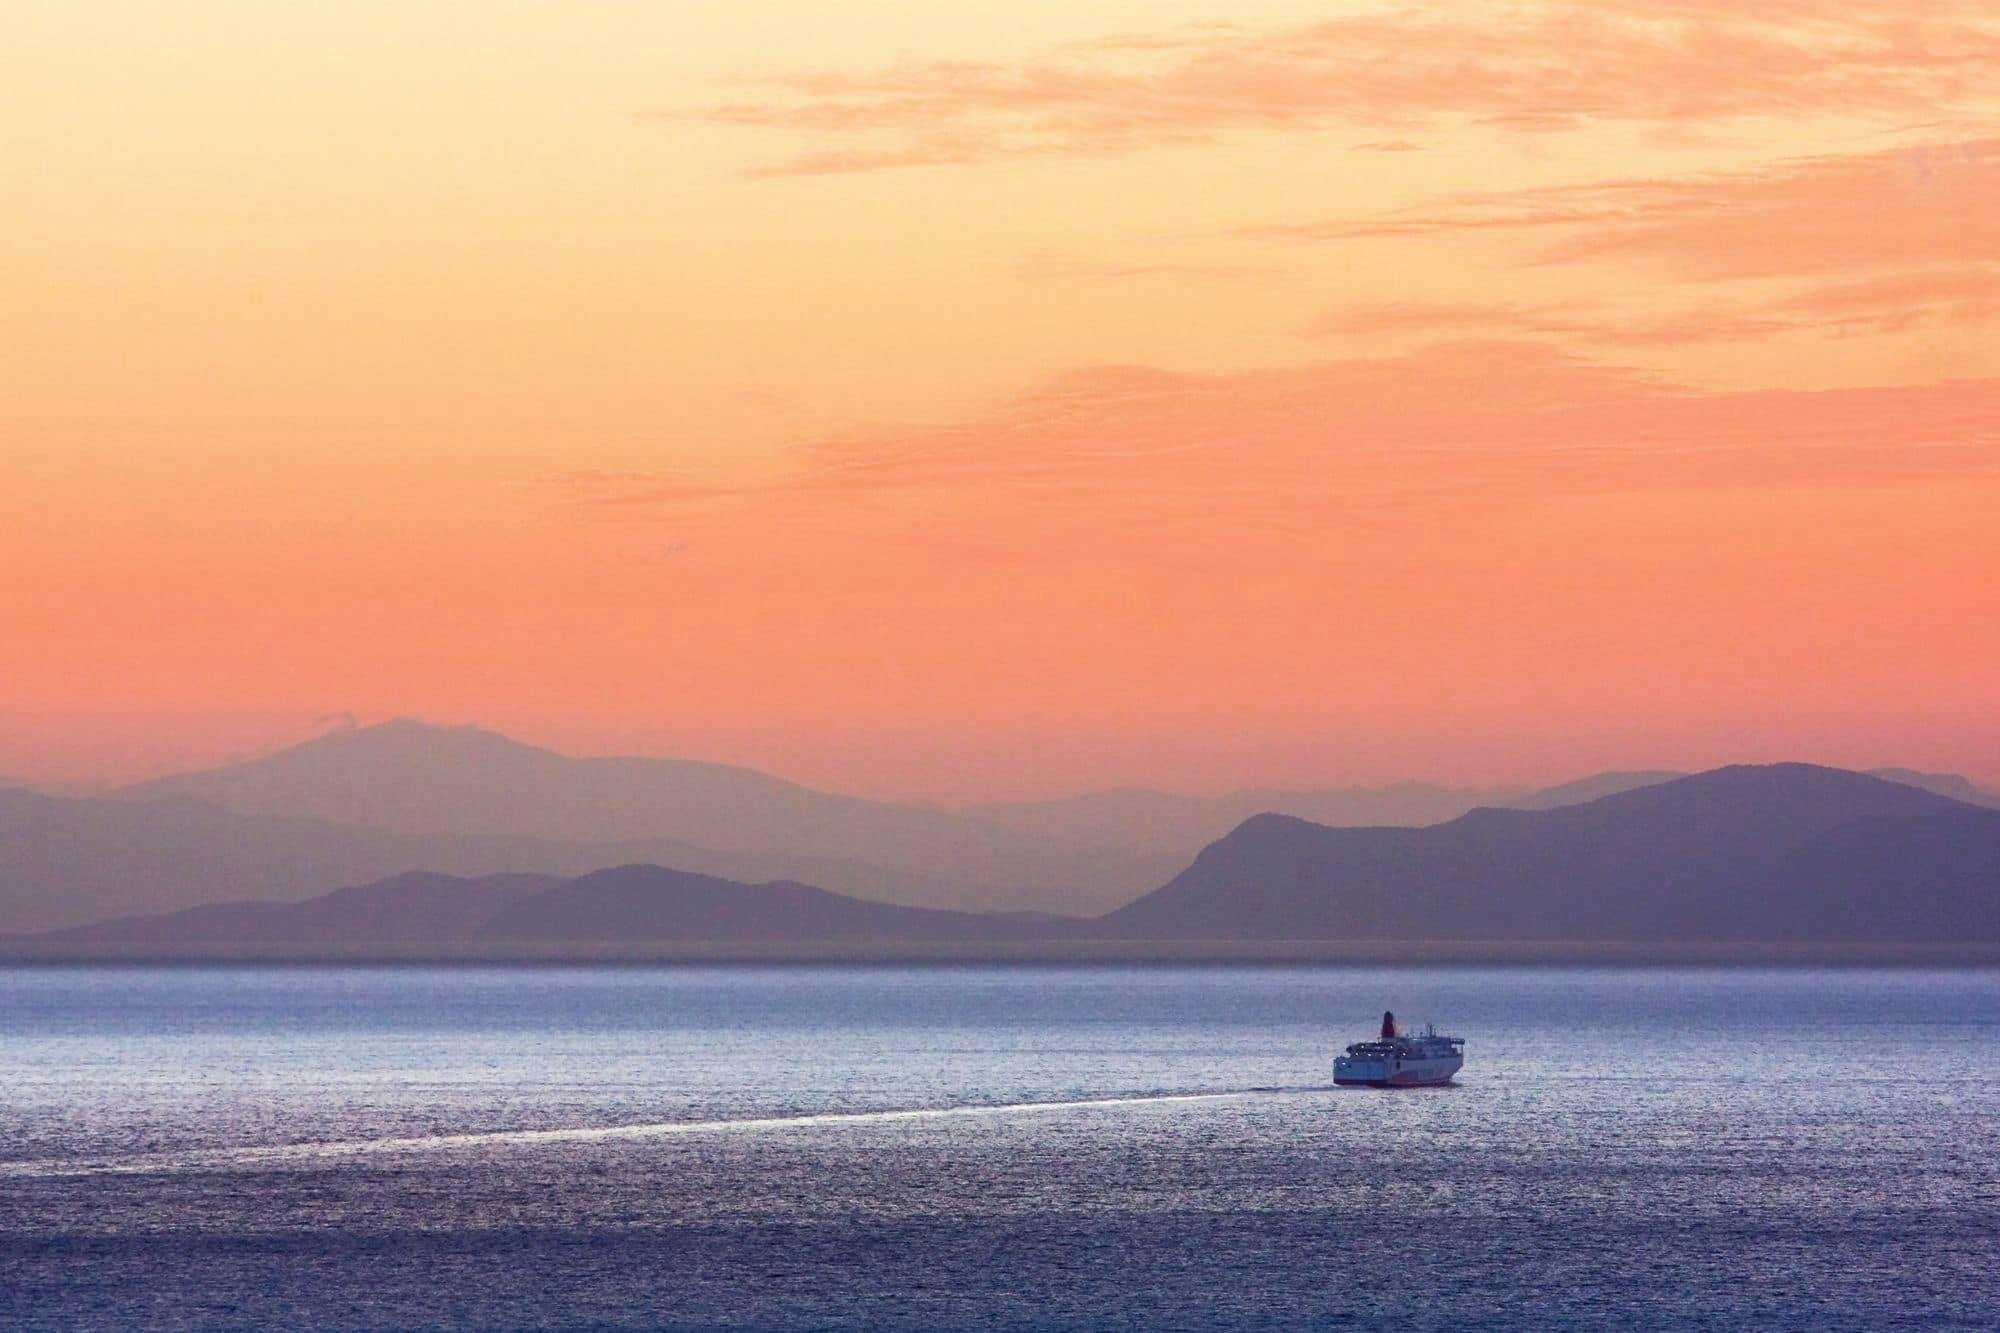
<box><xmin>0</xmin><ymin>785</ymin><xmax>658</xmax><ymax>934</ymax></box>
<box><xmin>5</xmin><ymin>720</ymin><xmax>1783</xmax><ymax>931</ymax></box>
<box><xmin>119</xmin><ymin>721</ymin><xmax>1170</xmax><ymax>915</ymax></box>
<box><xmin>3</xmin><ymin>720</ymin><xmax>1995</xmax><ymax>938</ymax></box>
<box><xmin>1101</xmin><ymin>764</ymin><xmax>2000</xmax><ymax>943</ymax></box>
<box><xmin>26</xmin><ymin>762</ymin><xmax>2000</xmax><ymax>953</ymax></box>
<box><xmin>49</xmin><ymin>865</ymin><xmax>1059</xmax><ymax>948</ymax></box>
<box><xmin>963</xmin><ymin>770</ymin><xmax>1690</xmax><ymax>859</ymax></box>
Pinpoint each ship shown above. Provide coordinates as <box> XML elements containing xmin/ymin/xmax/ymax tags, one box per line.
<box><xmin>1333</xmin><ymin>1010</ymin><xmax>1464</xmax><ymax>1087</ymax></box>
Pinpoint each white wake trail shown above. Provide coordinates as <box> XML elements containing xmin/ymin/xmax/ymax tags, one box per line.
<box><xmin>4</xmin><ymin>1088</ymin><xmax>1289</xmax><ymax>1179</ymax></box>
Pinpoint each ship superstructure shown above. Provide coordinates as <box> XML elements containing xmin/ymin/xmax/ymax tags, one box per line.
<box><xmin>1333</xmin><ymin>1011</ymin><xmax>1464</xmax><ymax>1087</ymax></box>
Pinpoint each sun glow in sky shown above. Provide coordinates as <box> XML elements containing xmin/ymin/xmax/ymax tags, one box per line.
<box><xmin>6</xmin><ymin>0</ymin><xmax>1998</xmax><ymax>797</ymax></box>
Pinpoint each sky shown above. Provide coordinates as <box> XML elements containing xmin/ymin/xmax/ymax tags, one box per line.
<box><xmin>5</xmin><ymin>0</ymin><xmax>1997</xmax><ymax>798</ymax></box>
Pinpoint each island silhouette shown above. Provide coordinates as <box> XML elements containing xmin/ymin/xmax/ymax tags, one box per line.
<box><xmin>17</xmin><ymin>746</ymin><xmax>1997</xmax><ymax>958</ymax></box>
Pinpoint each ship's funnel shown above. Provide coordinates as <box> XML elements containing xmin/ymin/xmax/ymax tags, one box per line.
<box><xmin>1381</xmin><ymin>1010</ymin><xmax>1397</xmax><ymax>1039</ymax></box>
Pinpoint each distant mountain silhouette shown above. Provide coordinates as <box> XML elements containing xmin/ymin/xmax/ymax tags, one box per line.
<box><xmin>964</xmin><ymin>783</ymin><xmax>1521</xmax><ymax>861</ymax></box>
<box><xmin>19</xmin><ymin>733</ymin><xmax>1998</xmax><ymax>943</ymax></box>
<box><xmin>0</xmin><ymin>786</ymin><xmax>688</xmax><ymax>934</ymax></box>
<box><xmin>53</xmin><ymin>864</ymin><xmax>1066</xmax><ymax>947</ymax></box>
<box><xmin>978</xmin><ymin>766</ymin><xmax>1999</xmax><ymax>868</ymax></box>
<box><xmin>478</xmin><ymin>865</ymin><xmax>1064</xmax><ymax>943</ymax></box>
<box><xmin>34</xmin><ymin>763</ymin><xmax>1999</xmax><ymax>952</ymax></box>
<box><xmin>1866</xmin><ymin>768</ymin><xmax>2000</xmax><ymax>809</ymax></box>
<box><xmin>123</xmin><ymin>721</ymin><xmax>1167</xmax><ymax>913</ymax></box>
<box><xmin>1504</xmin><ymin>770</ymin><xmax>1686</xmax><ymax>810</ymax></box>
<box><xmin>1099</xmin><ymin>765</ymin><xmax>2000</xmax><ymax>943</ymax></box>
<box><xmin>964</xmin><ymin>771</ymin><xmax>1695</xmax><ymax>866</ymax></box>
<box><xmin>51</xmin><ymin>872</ymin><xmax>560</xmax><ymax>945</ymax></box>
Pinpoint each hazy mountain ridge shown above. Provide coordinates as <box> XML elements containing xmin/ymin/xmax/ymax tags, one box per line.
<box><xmin>1863</xmin><ymin>768</ymin><xmax>2000</xmax><ymax>809</ymax></box>
<box><xmin>0</xmin><ymin>780</ymin><xmax>979</xmax><ymax>934</ymax></box>
<box><xmin>1101</xmin><ymin>764</ymin><xmax>2000</xmax><ymax>943</ymax></box>
<box><xmin>51</xmin><ymin>872</ymin><xmax>562</xmax><ymax>945</ymax></box>
<box><xmin>965</xmin><ymin>767</ymin><xmax>1997</xmax><ymax>862</ymax></box>
<box><xmin>10</xmin><ymin>723</ymin><xmax>1996</xmax><ymax>938</ymax></box>
<box><xmin>52</xmin><ymin>864</ymin><xmax>1068</xmax><ymax>947</ymax></box>
<box><xmin>1504</xmin><ymin>771</ymin><xmax>1687</xmax><ymax>810</ymax></box>
<box><xmin>35</xmin><ymin>763</ymin><xmax>2000</xmax><ymax>951</ymax></box>
<box><xmin>114</xmin><ymin>723</ymin><xmax>1759</xmax><ymax>917</ymax></box>
<box><xmin>122</xmin><ymin>721</ymin><xmax>1174</xmax><ymax>913</ymax></box>
<box><xmin>478</xmin><ymin>865</ymin><xmax>1065</xmax><ymax>943</ymax></box>
<box><xmin>0</xmin><ymin>787</ymin><xmax>651</xmax><ymax>935</ymax></box>
<box><xmin>962</xmin><ymin>783</ymin><xmax>1523</xmax><ymax>862</ymax></box>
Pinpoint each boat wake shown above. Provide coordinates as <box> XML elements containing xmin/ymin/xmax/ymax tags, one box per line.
<box><xmin>3</xmin><ymin>1088</ymin><xmax>1312</xmax><ymax>1179</ymax></box>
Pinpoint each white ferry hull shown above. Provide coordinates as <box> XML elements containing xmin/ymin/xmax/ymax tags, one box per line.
<box><xmin>1332</xmin><ymin>1054</ymin><xmax>1462</xmax><ymax>1087</ymax></box>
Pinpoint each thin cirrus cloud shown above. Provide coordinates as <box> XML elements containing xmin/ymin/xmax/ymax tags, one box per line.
<box><xmin>1310</xmin><ymin>300</ymin><xmax>1793</xmax><ymax>347</ymax></box>
<box><xmin>738</xmin><ymin>137</ymin><xmax>997</xmax><ymax>179</ymax></box>
<box><xmin>691</xmin><ymin>4</ymin><xmax>2000</xmax><ymax>176</ymax></box>
<box><xmin>1278</xmin><ymin>138</ymin><xmax>2000</xmax><ymax>277</ymax></box>
<box><xmin>1769</xmin><ymin>266</ymin><xmax>2000</xmax><ymax>333</ymax></box>
<box><xmin>559</xmin><ymin>341</ymin><xmax>2000</xmax><ymax>552</ymax></box>
<box><xmin>1309</xmin><ymin>273</ymin><xmax>2000</xmax><ymax>347</ymax></box>
<box><xmin>1301</xmin><ymin>138</ymin><xmax>2000</xmax><ymax>346</ymax></box>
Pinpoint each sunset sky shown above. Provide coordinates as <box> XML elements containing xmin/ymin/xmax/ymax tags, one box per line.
<box><xmin>7</xmin><ymin>0</ymin><xmax>1998</xmax><ymax>798</ymax></box>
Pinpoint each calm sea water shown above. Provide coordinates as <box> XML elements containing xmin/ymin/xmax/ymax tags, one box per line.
<box><xmin>2</xmin><ymin>965</ymin><xmax>1996</xmax><ymax>1330</ymax></box>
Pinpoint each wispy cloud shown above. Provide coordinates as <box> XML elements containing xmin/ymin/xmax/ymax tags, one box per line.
<box><xmin>1311</xmin><ymin>300</ymin><xmax>1792</xmax><ymax>347</ymax></box>
<box><xmin>1285</xmin><ymin>136</ymin><xmax>2000</xmax><ymax>345</ymax></box>
<box><xmin>1311</xmin><ymin>261</ymin><xmax>2000</xmax><ymax>347</ymax></box>
<box><xmin>686</xmin><ymin>4</ymin><xmax>2000</xmax><ymax>176</ymax></box>
<box><xmin>1275</xmin><ymin>138</ymin><xmax>2000</xmax><ymax>278</ymax></box>
<box><xmin>560</xmin><ymin>342</ymin><xmax>2000</xmax><ymax>557</ymax></box>
<box><xmin>1769</xmin><ymin>265</ymin><xmax>2000</xmax><ymax>333</ymax></box>
<box><xmin>738</xmin><ymin>137</ymin><xmax>996</xmax><ymax>179</ymax></box>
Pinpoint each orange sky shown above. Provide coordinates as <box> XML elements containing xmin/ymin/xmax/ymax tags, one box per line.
<box><xmin>5</xmin><ymin>1</ymin><xmax>1998</xmax><ymax>798</ymax></box>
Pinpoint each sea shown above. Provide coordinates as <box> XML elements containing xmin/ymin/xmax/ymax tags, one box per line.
<box><xmin>2</xmin><ymin>965</ymin><xmax>1996</xmax><ymax>1330</ymax></box>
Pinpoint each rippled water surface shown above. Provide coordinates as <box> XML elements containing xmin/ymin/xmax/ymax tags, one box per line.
<box><xmin>3</xmin><ymin>965</ymin><xmax>1997</xmax><ymax>1329</ymax></box>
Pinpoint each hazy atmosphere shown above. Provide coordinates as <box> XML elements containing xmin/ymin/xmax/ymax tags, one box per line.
<box><xmin>8</xmin><ymin>0</ymin><xmax>1998</xmax><ymax>799</ymax></box>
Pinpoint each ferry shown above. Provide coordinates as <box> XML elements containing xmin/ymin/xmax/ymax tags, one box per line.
<box><xmin>1333</xmin><ymin>1011</ymin><xmax>1464</xmax><ymax>1087</ymax></box>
